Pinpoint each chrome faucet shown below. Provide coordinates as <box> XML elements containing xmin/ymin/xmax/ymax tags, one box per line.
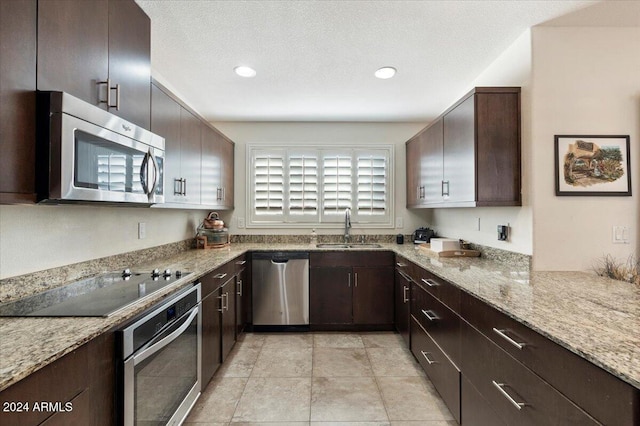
<box><xmin>344</xmin><ymin>208</ymin><xmax>351</xmax><ymax>243</ymax></box>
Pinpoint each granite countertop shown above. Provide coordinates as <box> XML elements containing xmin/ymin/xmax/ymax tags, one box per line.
<box><xmin>1</xmin><ymin>243</ymin><xmax>638</xmax><ymax>393</ymax></box>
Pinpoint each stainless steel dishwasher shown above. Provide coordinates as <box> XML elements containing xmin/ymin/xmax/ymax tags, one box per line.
<box><xmin>252</xmin><ymin>252</ymin><xmax>309</xmax><ymax>325</ymax></box>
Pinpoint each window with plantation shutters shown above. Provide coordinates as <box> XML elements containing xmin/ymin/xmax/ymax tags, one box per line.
<box><xmin>253</xmin><ymin>153</ymin><xmax>284</xmax><ymax>216</ymax></box>
<box><xmin>322</xmin><ymin>154</ymin><xmax>352</xmax><ymax>216</ymax></box>
<box><xmin>248</xmin><ymin>145</ymin><xmax>393</xmax><ymax>227</ymax></box>
<box><xmin>289</xmin><ymin>154</ymin><xmax>319</xmax><ymax>216</ymax></box>
<box><xmin>357</xmin><ymin>153</ymin><xmax>387</xmax><ymax>216</ymax></box>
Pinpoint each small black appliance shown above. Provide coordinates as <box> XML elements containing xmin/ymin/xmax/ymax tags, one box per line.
<box><xmin>413</xmin><ymin>227</ymin><xmax>435</xmax><ymax>244</ymax></box>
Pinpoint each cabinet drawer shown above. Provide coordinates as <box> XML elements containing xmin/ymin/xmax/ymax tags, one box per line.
<box><xmin>411</xmin><ymin>282</ymin><xmax>461</xmax><ymax>365</ymax></box>
<box><xmin>411</xmin><ymin>317</ymin><xmax>461</xmax><ymax>423</ymax></box>
<box><xmin>461</xmin><ymin>375</ymin><xmax>506</xmax><ymax>426</ymax></box>
<box><xmin>233</xmin><ymin>254</ymin><xmax>248</xmax><ymax>274</ymax></box>
<box><xmin>394</xmin><ymin>255</ymin><xmax>415</xmax><ymax>278</ymax></box>
<box><xmin>201</xmin><ymin>262</ymin><xmax>235</xmax><ymax>297</ymax></box>
<box><xmin>414</xmin><ymin>268</ymin><xmax>460</xmax><ymax>313</ymax></box>
<box><xmin>461</xmin><ymin>320</ymin><xmax>600</xmax><ymax>426</ymax></box>
<box><xmin>461</xmin><ymin>291</ymin><xmax>639</xmax><ymax>425</ymax></box>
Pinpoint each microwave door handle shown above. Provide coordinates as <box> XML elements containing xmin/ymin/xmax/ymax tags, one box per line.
<box><xmin>148</xmin><ymin>150</ymin><xmax>159</xmax><ymax>196</ymax></box>
<box><xmin>132</xmin><ymin>306</ymin><xmax>199</xmax><ymax>366</ymax></box>
<box><xmin>140</xmin><ymin>151</ymin><xmax>150</xmax><ymax>195</ymax></box>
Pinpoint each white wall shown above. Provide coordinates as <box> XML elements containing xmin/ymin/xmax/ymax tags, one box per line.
<box><xmin>429</xmin><ymin>29</ymin><xmax>534</xmax><ymax>255</ymax></box>
<box><xmin>0</xmin><ymin>205</ymin><xmax>202</xmax><ymax>279</ymax></box>
<box><xmin>530</xmin><ymin>26</ymin><xmax>640</xmax><ymax>271</ymax></box>
<box><xmin>212</xmin><ymin>121</ymin><xmax>428</xmax><ymax>236</ymax></box>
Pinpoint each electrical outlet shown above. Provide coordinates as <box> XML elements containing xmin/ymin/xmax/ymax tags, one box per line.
<box><xmin>237</xmin><ymin>217</ymin><xmax>245</xmax><ymax>229</ymax></box>
<box><xmin>612</xmin><ymin>225</ymin><xmax>629</xmax><ymax>244</ymax></box>
<box><xmin>395</xmin><ymin>217</ymin><xmax>404</xmax><ymax>229</ymax></box>
<box><xmin>497</xmin><ymin>224</ymin><xmax>508</xmax><ymax>241</ymax></box>
<box><xmin>138</xmin><ymin>222</ymin><xmax>146</xmax><ymax>239</ymax></box>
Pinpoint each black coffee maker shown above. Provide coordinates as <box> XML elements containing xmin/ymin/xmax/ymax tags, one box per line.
<box><xmin>413</xmin><ymin>227</ymin><xmax>435</xmax><ymax>244</ymax></box>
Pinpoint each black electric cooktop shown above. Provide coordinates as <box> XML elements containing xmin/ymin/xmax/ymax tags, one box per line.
<box><xmin>0</xmin><ymin>269</ymin><xmax>193</xmax><ymax>317</ymax></box>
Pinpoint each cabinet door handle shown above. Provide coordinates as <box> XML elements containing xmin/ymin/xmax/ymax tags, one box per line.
<box><xmin>492</xmin><ymin>381</ymin><xmax>526</xmax><ymax>410</ymax></box>
<box><xmin>182</xmin><ymin>178</ymin><xmax>187</xmax><ymax>196</ymax></box>
<box><xmin>214</xmin><ymin>273</ymin><xmax>227</xmax><ymax>279</ymax></box>
<box><xmin>354</xmin><ymin>272</ymin><xmax>358</xmax><ymax>287</ymax></box>
<box><xmin>492</xmin><ymin>328</ymin><xmax>526</xmax><ymax>350</ymax></box>
<box><xmin>421</xmin><ymin>309</ymin><xmax>438</xmax><ymax>321</ymax></box>
<box><xmin>442</xmin><ymin>180</ymin><xmax>450</xmax><ymax>197</ymax></box>
<box><xmin>403</xmin><ymin>285</ymin><xmax>409</xmax><ymax>303</ymax></box>
<box><xmin>421</xmin><ymin>278</ymin><xmax>438</xmax><ymax>287</ymax></box>
<box><xmin>114</xmin><ymin>83</ymin><xmax>121</xmax><ymax>111</ymax></box>
<box><xmin>218</xmin><ymin>295</ymin><xmax>224</xmax><ymax>312</ymax></box>
<box><xmin>217</xmin><ymin>187</ymin><xmax>222</xmax><ymax>200</ymax></box>
<box><xmin>420</xmin><ymin>351</ymin><xmax>436</xmax><ymax>365</ymax></box>
<box><xmin>396</xmin><ymin>262</ymin><xmax>407</xmax><ymax>267</ymax></box>
<box><xmin>420</xmin><ymin>186</ymin><xmax>425</xmax><ymax>199</ymax></box>
<box><xmin>237</xmin><ymin>279</ymin><xmax>243</xmax><ymax>296</ymax></box>
<box><xmin>235</xmin><ymin>260</ymin><xmax>247</xmax><ymax>265</ymax></box>
<box><xmin>173</xmin><ymin>178</ymin><xmax>182</xmax><ymax>196</ymax></box>
<box><xmin>348</xmin><ymin>272</ymin><xmax>351</xmax><ymax>287</ymax></box>
<box><xmin>222</xmin><ymin>187</ymin><xmax>226</xmax><ymax>200</ymax></box>
<box><xmin>416</xmin><ymin>186</ymin><xmax>421</xmax><ymax>200</ymax></box>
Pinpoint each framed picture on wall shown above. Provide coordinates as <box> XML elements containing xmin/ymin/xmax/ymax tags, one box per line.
<box><xmin>555</xmin><ymin>135</ymin><xmax>632</xmax><ymax>196</ymax></box>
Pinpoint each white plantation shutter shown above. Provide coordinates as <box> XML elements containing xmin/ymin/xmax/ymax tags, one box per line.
<box><xmin>322</xmin><ymin>154</ymin><xmax>353</xmax><ymax>217</ymax></box>
<box><xmin>253</xmin><ymin>153</ymin><xmax>284</xmax><ymax>215</ymax></box>
<box><xmin>357</xmin><ymin>153</ymin><xmax>387</xmax><ymax>216</ymax></box>
<box><xmin>289</xmin><ymin>154</ymin><xmax>318</xmax><ymax>217</ymax></box>
<box><xmin>248</xmin><ymin>145</ymin><xmax>392</xmax><ymax>227</ymax></box>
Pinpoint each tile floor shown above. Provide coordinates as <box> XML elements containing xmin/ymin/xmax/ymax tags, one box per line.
<box><xmin>185</xmin><ymin>332</ymin><xmax>456</xmax><ymax>426</ymax></box>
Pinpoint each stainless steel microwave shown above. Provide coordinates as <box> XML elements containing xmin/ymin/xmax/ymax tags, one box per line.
<box><xmin>36</xmin><ymin>91</ymin><xmax>165</xmax><ymax>205</ymax></box>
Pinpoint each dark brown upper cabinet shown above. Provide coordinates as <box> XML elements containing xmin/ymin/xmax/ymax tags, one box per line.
<box><xmin>37</xmin><ymin>0</ymin><xmax>151</xmax><ymax>129</ymax></box>
<box><xmin>406</xmin><ymin>87</ymin><xmax>521</xmax><ymax>208</ymax></box>
<box><xmin>0</xmin><ymin>0</ymin><xmax>37</xmax><ymax>203</ymax></box>
<box><xmin>201</xmin><ymin>125</ymin><xmax>235</xmax><ymax>209</ymax></box>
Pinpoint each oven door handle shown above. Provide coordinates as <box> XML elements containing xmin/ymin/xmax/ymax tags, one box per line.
<box><xmin>132</xmin><ymin>306</ymin><xmax>199</xmax><ymax>366</ymax></box>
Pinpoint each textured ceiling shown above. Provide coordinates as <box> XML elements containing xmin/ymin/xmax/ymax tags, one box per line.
<box><xmin>136</xmin><ymin>0</ymin><xmax>614</xmax><ymax>122</ymax></box>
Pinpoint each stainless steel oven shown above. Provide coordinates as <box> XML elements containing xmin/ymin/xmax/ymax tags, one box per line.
<box><xmin>36</xmin><ymin>91</ymin><xmax>165</xmax><ymax>205</ymax></box>
<box><xmin>118</xmin><ymin>283</ymin><xmax>201</xmax><ymax>426</ymax></box>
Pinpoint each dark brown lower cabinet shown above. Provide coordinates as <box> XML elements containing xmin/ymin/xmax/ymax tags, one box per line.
<box><xmin>220</xmin><ymin>276</ymin><xmax>236</xmax><ymax>361</ymax></box>
<box><xmin>460</xmin><ymin>320</ymin><xmax>599</xmax><ymax>426</ymax></box>
<box><xmin>236</xmin><ymin>267</ymin><xmax>247</xmax><ymax>335</ymax></box>
<box><xmin>394</xmin><ymin>268</ymin><xmax>411</xmax><ymax>346</ymax></box>
<box><xmin>411</xmin><ymin>316</ymin><xmax>461</xmax><ymax>423</ymax></box>
<box><xmin>201</xmin><ymin>287</ymin><xmax>222</xmax><ymax>388</ymax></box>
<box><xmin>310</xmin><ymin>266</ymin><xmax>352</xmax><ymax>325</ymax></box>
<box><xmin>0</xmin><ymin>332</ymin><xmax>114</xmax><ymax>426</ymax></box>
<box><xmin>310</xmin><ymin>251</ymin><xmax>394</xmax><ymax>330</ymax></box>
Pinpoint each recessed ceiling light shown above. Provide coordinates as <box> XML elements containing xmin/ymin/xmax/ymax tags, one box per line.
<box><xmin>234</xmin><ymin>66</ymin><xmax>256</xmax><ymax>78</ymax></box>
<box><xmin>375</xmin><ymin>67</ymin><xmax>397</xmax><ymax>79</ymax></box>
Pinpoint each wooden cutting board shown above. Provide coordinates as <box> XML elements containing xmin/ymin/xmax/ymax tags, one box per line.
<box><xmin>418</xmin><ymin>243</ymin><xmax>481</xmax><ymax>258</ymax></box>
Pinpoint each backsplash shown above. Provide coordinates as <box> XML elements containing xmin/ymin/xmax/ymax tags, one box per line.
<box><xmin>0</xmin><ymin>240</ymin><xmax>193</xmax><ymax>304</ymax></box>
<box><xmin>1</xmin><ymin>234</ymin><xmax>530</xmax><ymax>304</ymax></box>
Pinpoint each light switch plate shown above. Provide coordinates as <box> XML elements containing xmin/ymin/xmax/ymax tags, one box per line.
<box><xmin>395</xmin><ymin>217</ymin><xmax>404</xmax><ymax>229</ymax></box>
<box><xmin>237</xmin><ymin>217</ymin><xmax>245</xmax><ymax>229</ymax></box>
<box><xmin>612</xmin><ymin>225</ymin><xmax>629</xmax><ymax>244</ymax></box>
<box><xmin>138</xmin><ymin>222</ymin><xmax>146</xmax><ymax>239</ymax></box>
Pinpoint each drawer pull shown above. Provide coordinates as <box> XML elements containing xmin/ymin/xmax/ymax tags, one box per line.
<box><xmin>421</xmin><ymin>278</ymin><xmax>438</xmax><ymax>287</ymax></box>
<box><xmin>396</xmin><ymin>262</ymin><xmax>407</xmax><ymax>267</ymax></box>
<box><xmin>492</xmin><ymin>328</ymin><xmax>525</xmax><ymax>350</ymax></box>
<box><xmin>235</xmin><ymin>260</ymin><xmax>247</xmax><ymax>265</ymax></box>
<box><xmin>214</xmin><ymin>273</ymin><xmax>228</xmax><ymax>279</ymax></box>
<box><xmin>403</xmin><ymin>285</ymin><xmax>409</xmax><ymax>303</ymax></box>
<box><xmin>420</xmin><ymin>351</ymin><xmax>436</xmax><ymax>365</ymax></box>
<box><xmin>492</xmin><ymin>381</ymin><xmax>526</xmax><ymax>410</ymax></box>
<box><xmin>421</xmin><ymin>309</ymin><xmax>438</xmax><ymax>321</ymax></box>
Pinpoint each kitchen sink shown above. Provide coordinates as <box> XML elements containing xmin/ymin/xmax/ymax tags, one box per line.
<box><xmin>315</xmin><ymin>243</ymin><xmax>382</xmax><ymax>249</ymax></box>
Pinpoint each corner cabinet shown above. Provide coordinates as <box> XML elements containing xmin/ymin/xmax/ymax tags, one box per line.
<box><xmin>37</xmin><ymin>0</ymin><xmax>151</xmax><ymax>129</ymax></box>
<box><xmin>201</xmin><ymin>125</ymin><xmax>235</xmax><ymax>209</ymax></box>
<box><xmin>406</xmin><ymin>87</ymin><xmax>521</xmax><ymax>208</ymax></box>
